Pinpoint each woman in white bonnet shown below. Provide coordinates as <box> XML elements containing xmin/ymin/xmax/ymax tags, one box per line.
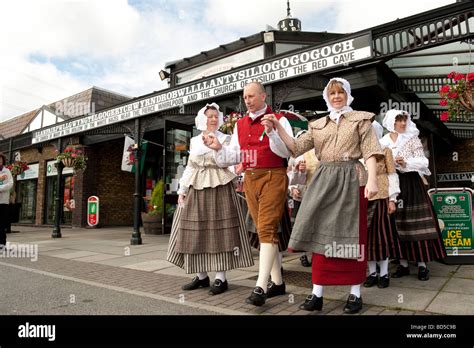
<box><xmin>167</xmin><ymin>103</ymin><xmax>253</xmax><ymax>295</ymax></box>
<box><xmin>262</xmin><ymin>78</ymin><xmax>383</xmax><ymax>314</ymax></box>
<box><xmin>380</xmin><ymin>110</ymin><xmax>446</xmax><ymax>281</ymax></box>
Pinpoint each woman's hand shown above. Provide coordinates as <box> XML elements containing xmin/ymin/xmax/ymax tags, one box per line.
<box><xmin>178</xmin><ymin>194</ymin><xmax>186</xmax><ymax>207</ymax></box>
<box><xmin>291</xmin><ymin>187</ymin><xmax>301</xmax><ymax>199</ymax></box>
<box><xmin>364</xmin><ymin>179</ymin><xmax>378</xmax><ymax>199</ymax></box>
<box><xmin>202</xmin><ymin>132</ymin><xmax>222</xmax><ymax>151</ymax></box>
<box><xmin>388</xmin><ymin>201</ymin><xmax>396</xmax><ymax>214</ymax></box>
<box><xmin>395</xmin><ymin>156</ymin><xmax>406</xmax><ymax>168</ymax></box>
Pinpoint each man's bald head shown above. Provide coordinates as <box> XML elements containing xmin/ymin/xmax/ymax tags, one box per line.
<box><xmin>243</xmin><ymin>81</ymin><xmax>267</xmax><ymax>113</ymax></box>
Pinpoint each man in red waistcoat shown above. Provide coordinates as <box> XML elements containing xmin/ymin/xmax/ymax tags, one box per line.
<box><xmin>204</xmin><ymin>81</ymin><xmax>294</xmax><ymax>306</ymax></box>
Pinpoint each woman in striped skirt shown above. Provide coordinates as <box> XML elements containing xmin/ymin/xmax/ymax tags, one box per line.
<box><xmin>363</xmin><ymin>121</ymin><xmax>403</xmax><ymax>289</ymax></box>
<box><xmin>380</xmin><ymin>110</ymin><xmax>446</xmax><ymax>281</ymax></box>
<box><xmin>167</xmin><ymin>103</ymin><xmax>254</xmax><ymax>295</ymax></box>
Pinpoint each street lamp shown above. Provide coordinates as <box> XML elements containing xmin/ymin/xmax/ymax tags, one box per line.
<box><xmin>159</xmin><ymin>70</ymin><xmax>171</xmax><ymax>81</ymax></box>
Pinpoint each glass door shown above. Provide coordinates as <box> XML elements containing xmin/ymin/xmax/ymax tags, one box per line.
<box><xmin>163</xmin><ymin>120</ymin><xmax>193</xmax><ymax>233</ymax></box>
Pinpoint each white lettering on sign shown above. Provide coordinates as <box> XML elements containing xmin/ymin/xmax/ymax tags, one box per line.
<box><xmin>437</xmin><ymin>172</ymin><xmax>474</xmax><ymax>182</ymax></box>
<box><xmin>32</xmin><ymin>34</ymin><xmax>372</xmax><ymax>144</ymax></box>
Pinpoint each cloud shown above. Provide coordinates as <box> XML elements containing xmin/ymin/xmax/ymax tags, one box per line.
<box><xmin>0</xmin><ymin>0</ymin><xmax>455</xmax><ymax>123</ymax></box>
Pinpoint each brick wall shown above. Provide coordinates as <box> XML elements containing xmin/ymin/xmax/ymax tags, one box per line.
<box><xmin>76</xmin><ymin>138</ymin><xmax>135</xmax><ymax>226</ymax></box>
<box><xmin>435</xmin><ymin>138</ymin><xmax>474</xmax><ymax>188</ymax></box>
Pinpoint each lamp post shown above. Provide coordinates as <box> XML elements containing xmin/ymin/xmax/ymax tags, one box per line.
<box><xmin>52</xmin><ymin>143</ymin><xmax>64</xmax><ymax>239</ymax></box>
<box><xmin>130</xmin><ymin>118</ymin><xmax>142</xmax><ymax>245</ymax></box>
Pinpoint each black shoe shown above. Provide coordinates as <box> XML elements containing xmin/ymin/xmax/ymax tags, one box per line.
<box><xmin>391</xmin><ymin>265</ymin><xmax>410</xmax><ymax>278</ymax></box>
<box><xmin>377</xmin><ymin>274</ymin><xmax>390</xmax><ymax>288</ymax></box>
<box><xmin>181</xmin><ymin>276</ymin><xmax>210</xmax><ymax>291</ymax></box>
<box><xmin>267</xmin><ymin>281</ymin><xmax>286</xmax><ymax>298</ymax></box>
<box><xmin>418</xmin><ymin>267</ymin><xmax>430</xmax><ymax>281</ymax></box>
<box><xmin>363</xmin><ymin>273</ymin><xmax>378</xmax><ymax>288</ymax></box>
<box><xmin>209</xmin><ymin>279</ymin><xmax>228</xmax><ymax>295</ymax></box>
<box><xmin>298</xmin><ymin>294</ymin><xmax>323</xmax><ymax>311</ymax></box>
<box><xmin>343</xmin><ymin>294</ymin><xmax>362</xmax><ymax>314</ymax></box>
<box><xmin>300</xmin><ymin>255</ymin><xmax>311</xmax><ymax>267</ymax></box>
<box><xmin>245</xmin><ymin>287</ymin><xmax>267</xmax><ymax>306</ymax></box>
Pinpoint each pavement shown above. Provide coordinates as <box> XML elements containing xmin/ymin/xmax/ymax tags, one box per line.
<box><xmin>1</xmin><ymin>225</ymin><xmax>474</xmax><ymax>316</ymax></box>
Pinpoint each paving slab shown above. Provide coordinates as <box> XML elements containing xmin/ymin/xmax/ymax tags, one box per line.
<box><xmin>46</xmin><ymin>251</ymin><xmax>99</xmax><ymax>259</ymax></box>
<box><xmin>122</xmin><ymin>260</ymin><xmax>175</xmax><ymax>272</ymax></box>
<box><xmin>425</xmin><ymin>292</ymin><xmax>474</xmax><ymax>315</ymax></box>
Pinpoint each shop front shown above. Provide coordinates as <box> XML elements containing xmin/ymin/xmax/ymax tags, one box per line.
<box><xmin>45</xmin><ymin>160</ymin><xmax>74</xmax><ymax>225</ymax></box>
<box><xmin>15</xmin><ymin>163</ymin><xmax>39</xmax><ymax>224</ymax></box>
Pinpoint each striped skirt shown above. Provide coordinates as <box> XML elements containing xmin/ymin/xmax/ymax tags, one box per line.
<box><xmin>396</xmin><ymin>172</ymin><xmax>447</xmax><ymax>262</ymax></box>
<box><xmin>167</xmin><ymin>184</ymin><xmax>254</xmax><ymax>274</ymax></box>
<box><xmin>366</xmin><ymin>198</ymin><xmax>404</xmax><ymax>261</ymax></box>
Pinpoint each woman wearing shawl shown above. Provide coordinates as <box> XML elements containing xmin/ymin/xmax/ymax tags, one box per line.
<box><xmin>262</xmin><ymin>78</ymin><xmax>382</xmax><ymax>314</ymax></box>
<box><xmin>363</xmin><ymin>121</ymin><xmax>403</xmax><ymax>289</ymax></box>
<box><xmin>167</xmin><ymin>103</ymin><xmax>254</xmax><ymax>295</ymax></box>
<box><xmin>380</xmin><ymin>110</ymin><xmax>446</xmax><ymax>281</ymax></box>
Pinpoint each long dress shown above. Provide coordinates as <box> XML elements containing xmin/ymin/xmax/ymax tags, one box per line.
<box><xmin>167</xmin><ymin>133</ymin><xmax>254</xmax><ymax>273</ymax></box>
<box><xmin>288</xmin><ymin>111</ymin><xmax>383</xmax><ymax>285</ymax></box>
<box><xmin>380</xmin><ymin>135</ymin><xmax>446</xmax><ymax>262</ymax></box>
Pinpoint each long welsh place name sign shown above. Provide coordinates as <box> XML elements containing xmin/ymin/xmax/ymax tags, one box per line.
<box><xmin>32</xmin><ymin>33</ymin><xmax>372</xmax><ymax>144</ymax></box>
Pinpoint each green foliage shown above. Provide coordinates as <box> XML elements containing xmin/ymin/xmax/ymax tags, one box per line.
<box><xmin>149</xmin><ymin>179</ymin><xmax>164</xmax><ymax>215</ymax></box>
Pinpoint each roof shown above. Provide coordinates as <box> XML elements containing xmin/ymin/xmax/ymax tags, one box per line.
<box><xmin>0</xmin><ymin>86</ymin><xmax>132</xmax><ymax>140</ymax></box>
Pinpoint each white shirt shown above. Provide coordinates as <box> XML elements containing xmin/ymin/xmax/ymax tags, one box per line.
<box><xmin>214</xmin><ymin>104</ymin><xmax>294</xmax><ymax>167</ymax></box>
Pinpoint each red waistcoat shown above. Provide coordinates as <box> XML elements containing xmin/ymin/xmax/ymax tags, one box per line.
<box><xmin>237</xmin><ymin>106</ymin><xmax>286</xmax><ymax>169</ymax></box>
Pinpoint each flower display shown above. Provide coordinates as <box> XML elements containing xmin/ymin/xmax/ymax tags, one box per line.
<box><xmin>6</xmin><ymin>161</ymin><xmax>29</xmax><ymax>176</ymax></box>
<box><xmin>56</xmin><ymin>146</ymin><xmax>87</xmax><ymax>174</ymax></box>
<box><xmin>219</xmin><ymin>112</ymin><xmax>244</xmax><ymax>135</ymax></box>
<box><xmin>439</xmin><ymin>71</ymin><xmax>474</xmax><ymax>121</ymax></box>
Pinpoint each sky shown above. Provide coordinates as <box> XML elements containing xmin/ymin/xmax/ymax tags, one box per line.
<box><xmin>0</xmin><ymin>0</ymin><xmax>455</xmax><ymax>122</ymax></box>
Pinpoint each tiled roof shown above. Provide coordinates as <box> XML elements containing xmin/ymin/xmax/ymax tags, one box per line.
<box><xmin>0</xmin><ymin>87</ymin><xmax>132</xmax><ymax>140</ymax></box>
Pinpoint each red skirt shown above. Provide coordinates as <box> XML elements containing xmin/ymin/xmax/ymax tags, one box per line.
<box><xmin>312</xmin><ymin>187</ymin><xmax>368</xmax><ymax>285</ymax></box>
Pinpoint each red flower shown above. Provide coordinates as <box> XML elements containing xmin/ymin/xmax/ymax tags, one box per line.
<box><xmin>448</xmin><ymin>92</ymin><xmax>458</xmax><ymax>99</ymax></box>
<box><xmin>439</xmin><ymin>99</ymin><xmax>448</xmax><ymax>106</ymax></box>
<box><xmin>447</xmin><ymin>71</ymin><xmax>456</xmax><ymax>79</ymax></box>
<box><xmin>467</xmin><ymin>72</ymin><xmax>474</xmax><ymax>82</ymax></box>
<box><xmin>439</xmin><ymin>85</ymin><xmax>450</xmax><ymax>95</ymax></box>
<box><xmin>454</xmin><ymin>73</ymin><xmax>465</xmax><ymax>81</ymax></box>
<box><xmin>440</xmin><ymin>112</ymin><xmax>449</xmax><ymax>122</ymax></box>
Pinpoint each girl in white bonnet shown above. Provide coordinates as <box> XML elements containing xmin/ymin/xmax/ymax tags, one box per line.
<box><xmin>380</xmin><ymin>110</ymin><xmax>446</xmax><ymax>281</ymax></box>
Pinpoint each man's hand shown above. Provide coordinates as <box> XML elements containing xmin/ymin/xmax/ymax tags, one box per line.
<box><xmin>261</xmin><ymin>114</ymin><xmax>278</xmax><ymax>134</ymax></box>
<box><xmin>202</xmin><ymin>132</ymin><xmax>222</xmax><ymax>151</ymax></box>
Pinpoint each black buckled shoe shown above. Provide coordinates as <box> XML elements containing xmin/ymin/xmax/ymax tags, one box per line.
<box><xmin>391</xmin><ymin>265</ymin><xmax>410</xmax><ymax>278</ymax></box>
<box><xmin>363</xmin><ymin>273</ymin><xmax>378</xmax><ymax>288</ymax></box>
<box><xmin>182</xmin><ymin>276</ymin><xmax>210</xmax><ymax>291</ymax></box>
<box><xmin>209</xmin><ymin>279</ymin><xmax>228</xmax><ymax>295</ymax></box>
<box><xmin>343</xmin><ymin>294</ymin><xmax>363</xmax><ymax>314</ymax></box>
<box><xmin>245</xmin><ymin>287</ymin><xmax>267</xmax><ymax>306</ymax></box>
<box><xmin>266</xmin><ymin>281</ymin><xmax>286</xmax><ymax>298</ymax></box>
<box><xmin>377</xmin><ymin>274</ymin><xmax>390</xmax><ymax>288</ymax></box>
<box><xmin>298</xmin><ymin>294</ymin><xmax>323</xmax><ymax>311</ymax></box>
<box><xmin>299</xmin><ymin>255</ymin><xmax>311</xmax><ymax>267</ymax></box>
<box><xmin>418</xmin><ymin>266</ymin><xmax>430</xmax><ymax>281</ymax></box>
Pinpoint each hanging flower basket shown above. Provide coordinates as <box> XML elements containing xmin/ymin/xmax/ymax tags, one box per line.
<box><xmin>439</xmin><ymin>72</ymin><xmax>474</xmax><ymax>121</ymax></box>
<box><xmin>55</xmin><ymin>146</ymin><xmax>87</xmax><ymax>174</ymax></box>
<box><xmin>459</xmin><ymin>80</ymin><xmax>474</xmax><ymax>112</ymax></box>
<box><xmin>6</xmin><ymin>161</ymin><xmax>29</xmax><ymax>177</ymax></box>
<box><xmin>62</xmin><ymin>157</ymin><xmax>76</xmax><ymax>168</ymax></box>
